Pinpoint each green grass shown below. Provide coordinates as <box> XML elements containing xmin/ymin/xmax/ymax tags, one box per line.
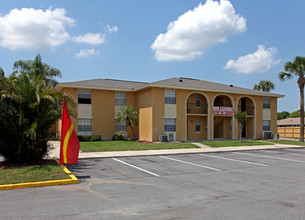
<box><xmin>0</xmin><ymin>163</ymin><xmax>70</xmax><ymax>185</ymax></box>
<box><xmin>80</xmin><ymin>141</ymin><xmax>199</xmax><ymax>152</ymax></box>
<box><xmin>201</xmin><ymin>140</ymin><xmax>274</xmax><ymax>148</ymax></box>
<box><xmin>266</xmin><ymin>140</ymin><xmax>305</xmax><ymax>146</ymax></box>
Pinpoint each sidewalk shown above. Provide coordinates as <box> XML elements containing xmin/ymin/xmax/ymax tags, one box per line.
<box><xmin>48</xmin><ymin>141</ymin><xmax>305</xmax><ymax>159</ymax></box>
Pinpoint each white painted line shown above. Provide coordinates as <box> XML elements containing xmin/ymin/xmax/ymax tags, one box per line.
<box><xmin>198</xmin><ymin>154</ymin><xmax>268</xmax><ymax>167</ymax></box>
<box><xmin>233</xmin><ymin>152</ymin><xmax>305</xmax><ymax>163</ymax></box>
<box><xmin>159</xmin><ymin>156</ymin><xmax>221</xmax><ymax>172</ymax></box>
<box><xmin>260</xmin><ymin>149</ymin><xmax>305</xmax><ymax>157</ymax></box>
<box><xmin>112</xmin><ymin>158</ymin><xmax>159</xmax><ymax>177</ymax></box>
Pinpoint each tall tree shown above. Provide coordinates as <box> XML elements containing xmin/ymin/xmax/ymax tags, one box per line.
<box><xmin>13</xmin><ymin>54</ymin><xmax>61</xmax><ymax>86</ymax></box>
<box><xmin>115</xmin><ymin>106</ymin><xmax>138</xmax><ymax>141</ymax></box>
<box><xmin>253</xmin><ymin>80</ymin><xmax>275</xmax><ymax>92</ymax></box>
<box><xmin>234</xmin><ymin>111</ymin><xmax>247</xmax><ymax>142</ymax></box>
<box><xmin>0</xmin><ymin>55</ymin><xmax>72</xmax><ymax>163</ymax></box>
<box><xmin>279</xmin><ymin>56</ymin><xmax>305</xmax><ymax>142</ymax></box>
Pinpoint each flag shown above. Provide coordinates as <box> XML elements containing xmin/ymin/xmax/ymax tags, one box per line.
<box><xmin>59</xmin><ymin>96</ymin><xmax>80</xmax><ymax>165</ymax></box>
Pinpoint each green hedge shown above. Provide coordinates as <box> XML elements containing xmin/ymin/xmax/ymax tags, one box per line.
<box><xmin>77</xmin><ymin>135</ymin><xmax>101</xmax><ymax>142</ymax></box>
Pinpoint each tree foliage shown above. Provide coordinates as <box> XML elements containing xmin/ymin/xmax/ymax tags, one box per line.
<box><xmin>234</xmin><ymin>111</ymin><xmax>247</xmax><ymax>142</ymax></box>
<box><xmin>0</xmin><ymin>54</ymin><xmax>69</xmax><ymax>164</ymax></box>
<box><xmin>279</xmin><ymin>56</ymin><xmax>305</xmax><ymax>142</ymax></box>
<box><xmin>253</xmin><ymin>80</ymin><xmax>275</xmax><ymax>92</ymax></box>
<box><xmin>115</xmin><ymin>105</ymin><xmax>138</xmax><ymax>141</ymax></box>
<box><xmin>277</xmin><ymin>111</ymin><xmax>290</xmax><ymax>120</ymax></box>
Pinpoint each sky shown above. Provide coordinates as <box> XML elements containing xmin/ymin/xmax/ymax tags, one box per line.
<box><xmin>0</xmin><ymin>0</ymin><xmax>304</xmax><ymax>113</ymax></box>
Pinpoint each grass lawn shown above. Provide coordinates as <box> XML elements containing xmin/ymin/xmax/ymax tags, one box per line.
<box><xmin>0</xmin><ymin>161</ymin><xmax>70</xmax><ymax>185</ymax></box>
<box><xmin>80</xmin><ymin>141</ymin><xmax>200</xmax><ymax>152</ymax></box>
<box><xmin>266</xmin><ymin>140</ymin><xmax>305</xmax><ymax>146</ymax></box>
<box><xmin>201</xmin><ymin>140</ymin><xmax>274</xmax><ymax>148</ymax></box>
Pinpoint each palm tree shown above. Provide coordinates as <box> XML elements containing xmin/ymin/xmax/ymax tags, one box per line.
<box><xmin>13</xmin><ymin>54</ymin><xmax>61</xmax><ymax>86</ymax></box>
<box><xmin>115</xmin><ymin>106</ymin><xmax>138</xmax><ymax>141</ymax></box>
<box><xmin>0</xmin><ymin>55</ymin><xmax>68</xmax><ymax>163</ymax></box>
<box><xmin>253</xmin><ymin>80</ymin><xmax>275</xmax><ymax>92</ymax></box>
<box><xmin>278</xmin><ymin>56</ymin><xmax>305</xmax><ymax>142</ymax></box>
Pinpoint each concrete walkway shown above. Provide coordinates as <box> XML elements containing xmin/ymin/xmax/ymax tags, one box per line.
<box><xmin>48</xmin><ymin>141</ymin><xmax>305</xmax><ymax>159</ymax></box>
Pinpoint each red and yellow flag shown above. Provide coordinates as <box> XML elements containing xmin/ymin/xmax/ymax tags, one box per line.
<box><xmin>60</xmin><ymin>96</ymin><xmax>80</xmax><ymax>165</ymax></box>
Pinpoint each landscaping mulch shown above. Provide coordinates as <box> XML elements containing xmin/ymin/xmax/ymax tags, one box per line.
<box><xmin>0</xmin><ymin>159</ymin><xmax>57</xmax><ymax>171</ymax></box>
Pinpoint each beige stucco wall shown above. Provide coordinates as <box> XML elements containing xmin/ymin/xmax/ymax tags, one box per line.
<box><xmin>152</xmin><ymin>87</ymin><xmax>165</xmax><ymax>141</ymax></box>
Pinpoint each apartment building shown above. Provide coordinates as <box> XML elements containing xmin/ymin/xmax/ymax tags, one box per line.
<box><xmin>55</xmin><ymin>77</ymin><xmax>284</xmax><ymax>142</ymax></box>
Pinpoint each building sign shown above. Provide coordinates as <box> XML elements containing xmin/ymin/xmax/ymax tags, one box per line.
<box><xmin>213</xmin><ymin>106</ymin><xmax>233</xmax><ymax>115</ymax></box>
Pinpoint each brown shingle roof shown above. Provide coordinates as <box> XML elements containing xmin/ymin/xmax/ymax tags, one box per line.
<box><xmin>277</xmin><ymin>118</ymin><xmax>304</xmax><ymax>126</ymax></box>
<box><xmin>57</xmin><ymin>77</ymin><xmax>284</xmax><ymax>98</ymax></box>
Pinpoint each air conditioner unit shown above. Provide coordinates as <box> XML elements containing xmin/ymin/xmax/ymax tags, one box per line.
<box><xmin>164</xmin><ymin>132</ymin><xmax>176</xmax><ymax>142</ymax></box>
<box><xmin>159</xmin><ymin>135</ymin><xmax>168</xmax><ymax>143</ymax></box>
<box><xmin>263</xmin><ymin>131</ymin><xmax>272</xmax><ymax>139</ymax></box>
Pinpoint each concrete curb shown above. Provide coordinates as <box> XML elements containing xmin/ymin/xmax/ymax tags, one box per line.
<box><xmin>73</xmin><ymin>144</ymin><xmax>305</xmax><ymax>159</ymax></box>
<box><xmin>0</xmin><ymin>159</ymin><xmax>78</xmax><ymax>191</ymax></box>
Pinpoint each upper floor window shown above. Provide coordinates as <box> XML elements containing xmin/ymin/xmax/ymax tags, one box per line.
<box><xmin>164</xmin><ymin>119</ymin><xmax>176</xmax><ymax>132</ymax></box>
<box><xmin>115</xmin><ymin>92</ymin><xmax>127</xmax><ymax>106</ymax></box>
<box><xmin>78</xmin><ymin>91</ymin><xmax>91</xmax><ymax>104</ymax></box>
<box><xmin>165</xmin><ymin>90</ymin><xmax>176</xmax><ymax>104</ymax></box>
<box><xmin>196</xmin><ymin>94</ymin><xmax>201</xmax><ymax>107</ymax></box>
<box><xmin>263</xmin><ymin>98</ymin><xmax>270</xmax><ymax>109</ymax></box>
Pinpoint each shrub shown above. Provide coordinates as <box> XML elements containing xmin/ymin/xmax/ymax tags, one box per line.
<box><xmin>112</xmin><ymin>131</ymin><xmax>124</xmax><ymax>141</ymax></box>
<box><xmin>77</xmin><ymin>135</ymin><xmax>102</xmax><ymax>142</ymax></box>
<box><xmin>90</xmin><ymin>135</ymin><xmax>101</xmax><ymax>141</ymax></box>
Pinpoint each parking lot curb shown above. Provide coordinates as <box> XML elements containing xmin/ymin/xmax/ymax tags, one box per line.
<box><xmin>0</xmin><ymin>160</ymin><xmax>78</xmax><ymax>191</ymax></box>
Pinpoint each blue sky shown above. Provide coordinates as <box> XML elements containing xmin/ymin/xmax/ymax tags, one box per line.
<box><xmin>0</xmin><ymin>0</ymin><xmax>304</xmax><ymax>112</ymax></box>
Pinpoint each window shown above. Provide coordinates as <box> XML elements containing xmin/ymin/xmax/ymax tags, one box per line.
<box><xmin>165</xmin><ymin>90</ymin><xmax>176</xmax><ymax>104</ymax></box>
<box><xmin>115</xmin><ymin>93</ymin><xmax>127</xmax><ymax>106</ymax></box>
<box><xmin>263</xmin><ymin>98</ymin><xmax>270</xmax><ymax>109</ymax></box>
<box><xmin>78</xmin><ymin>119</ymin><xmax>91</xmax><ymax>132</ymax></box>
<box><xmin>195</xmin><ymin>119</ymin><xmax>200</xmax><ymax>132</ymax></box>
<box><xmin>263</xmin><ymin>120</ymin><xmax>270</xmax><ymax>131</ymax></box>
<box><xmin>78</xmin><ymin>91</ymin><xmax>91</xmax><ymax>104</ymax></box>
<box><xmin>196</xmin><ymin>94</ymin><xmax>201</xmax><ymax>107</ymax></box>
<box><xmin>164</xmin><ymin>119</ymin><xmax>176</xmax><ymax>132</ymax></box>
<box><xmin>115</xmin><ymin>121</ymin><xmax>127</xmax><ymax>132</ymax></box>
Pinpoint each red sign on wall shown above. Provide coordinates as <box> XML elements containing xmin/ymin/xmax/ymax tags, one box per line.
<box><xmin>213</xmin><ymin>106</ymin><xmax>233</xmax><ymax>115</ymax></box>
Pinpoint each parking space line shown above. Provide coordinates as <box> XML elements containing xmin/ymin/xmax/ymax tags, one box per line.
<box><xmin>233</xmin><ymin>152</ymin><xmax>305</xmax><ymax>163</ymax></box>
<box><xmin>159</xmin><ymin>156</ymin><xmax>221</xmax><ymax>171</ymax></box>
<box><xmin>112</xmin><ymin>158</ymin><xmax>160</xmax><ymax>177</ymax></box>
<box><xmin>198</xmin><ymin>154</ymin><xmax>268</xmax><ymax>167</ymax></box>
<box><xmin>260</xmin><ymin>149</ymin><xmax>305</xmax><ymax>157</ymax></box>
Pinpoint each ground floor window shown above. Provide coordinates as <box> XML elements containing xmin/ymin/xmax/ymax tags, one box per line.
<box><xmin>78</xmin><ymin>119</ymin><xmax>92</xmax><ymax>132</ymax></box>
<box><xmin>263</xmin><ymin>120</ymin><xmax>270</xmax><ymax>131</ymax></box>
<box><xmin>164</xmin><ymin>119</ymin><xmax>176</xmax><ymax>132</ymax></box>
<box><xmin>195</xmin><ymin>119</ymin><xmax>200</xmax><ymax>132</ymax></box>
<box><xmin>115</xmin><ymin>121</ymin><xmax>127</xmax><ymax>132</ymax></box>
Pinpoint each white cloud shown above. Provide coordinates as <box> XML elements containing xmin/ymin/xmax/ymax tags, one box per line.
<box><xmin>0</xmin><ymin>8</ymin><xmax>75</xmax><ymax>51</ymax></box>
<box><xmin>151</xmin><ymin>0</ymin><xmax>246</xmax><ymax>61</ymax></box>
<box><xmin>75</xmin><ymin>49</ymin><xmax>100</xmax><ymax>58</ymax></box>
<box><xmin>72</xmin><ymin>33</ymin><xmax>105</xmax><ymax>45</ymax></box>
<box><xmin>224</xmin><ymin>45</ymin><xmax>280</xmax><ymax>73</ymax></box>
<box><xmin>106</xmin><ymin>24</ymin><xmax>118</xmax><ymax>33</ymax></box>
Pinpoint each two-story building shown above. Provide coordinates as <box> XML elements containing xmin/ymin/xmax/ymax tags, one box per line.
<box><xmin>55</xmin><ymin>77</ymin><xmax>284</xmax><ymax>142</ymax></box>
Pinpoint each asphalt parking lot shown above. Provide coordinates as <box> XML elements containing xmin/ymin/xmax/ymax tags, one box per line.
<box><xmin>2</xmin><ymin>148</ymin><xmax>305</xmax><ymax>219</ymax></box>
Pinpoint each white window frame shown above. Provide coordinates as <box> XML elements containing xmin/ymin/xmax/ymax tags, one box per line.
<box><xmin>78</xmin><ymin>91</ymin><xmax>91</xmax><ymax>104</ymax></box>
<box><xmin>115</xmin><ymin>92</ymin><xmax>127</xmax><ymax>106</ymax></box>
<box><xmin>263</xmin><ymin>98</ymin><xmax>270</xmax><ymax>109</ymax></box>
<box><xmin>164</xmin><ymin>119</ymin><xmax>176</xmax><ymax>132</ymax></box>
<box><xmin>263</xmin><ymin>120</ymin><xmax>270</xmax><ymax>131</ymax></box>
<box><xmin>78</xmin><ymin>119</ymin><xmax>92</xmax><ymax>135</ymax></box>
<box><xmin>195</xmin><ymin>119</ymin><xmax>200</xmax><ymax>132</ymax></box>
<box><xmin>165</xmin><ymin>90</ymin><xmax>176</xmax><ymax>104</ymax></box>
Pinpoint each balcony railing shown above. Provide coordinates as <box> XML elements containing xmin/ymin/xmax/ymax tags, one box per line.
<box><xmin>187</xmin><ymin>103</ymin><xmax>208</xmax><ymax>114</ymax></box>
<box><xmin>238</xmin><ymin>105</ymin><xmax>254</xmax><ymax>116</ymax></box>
